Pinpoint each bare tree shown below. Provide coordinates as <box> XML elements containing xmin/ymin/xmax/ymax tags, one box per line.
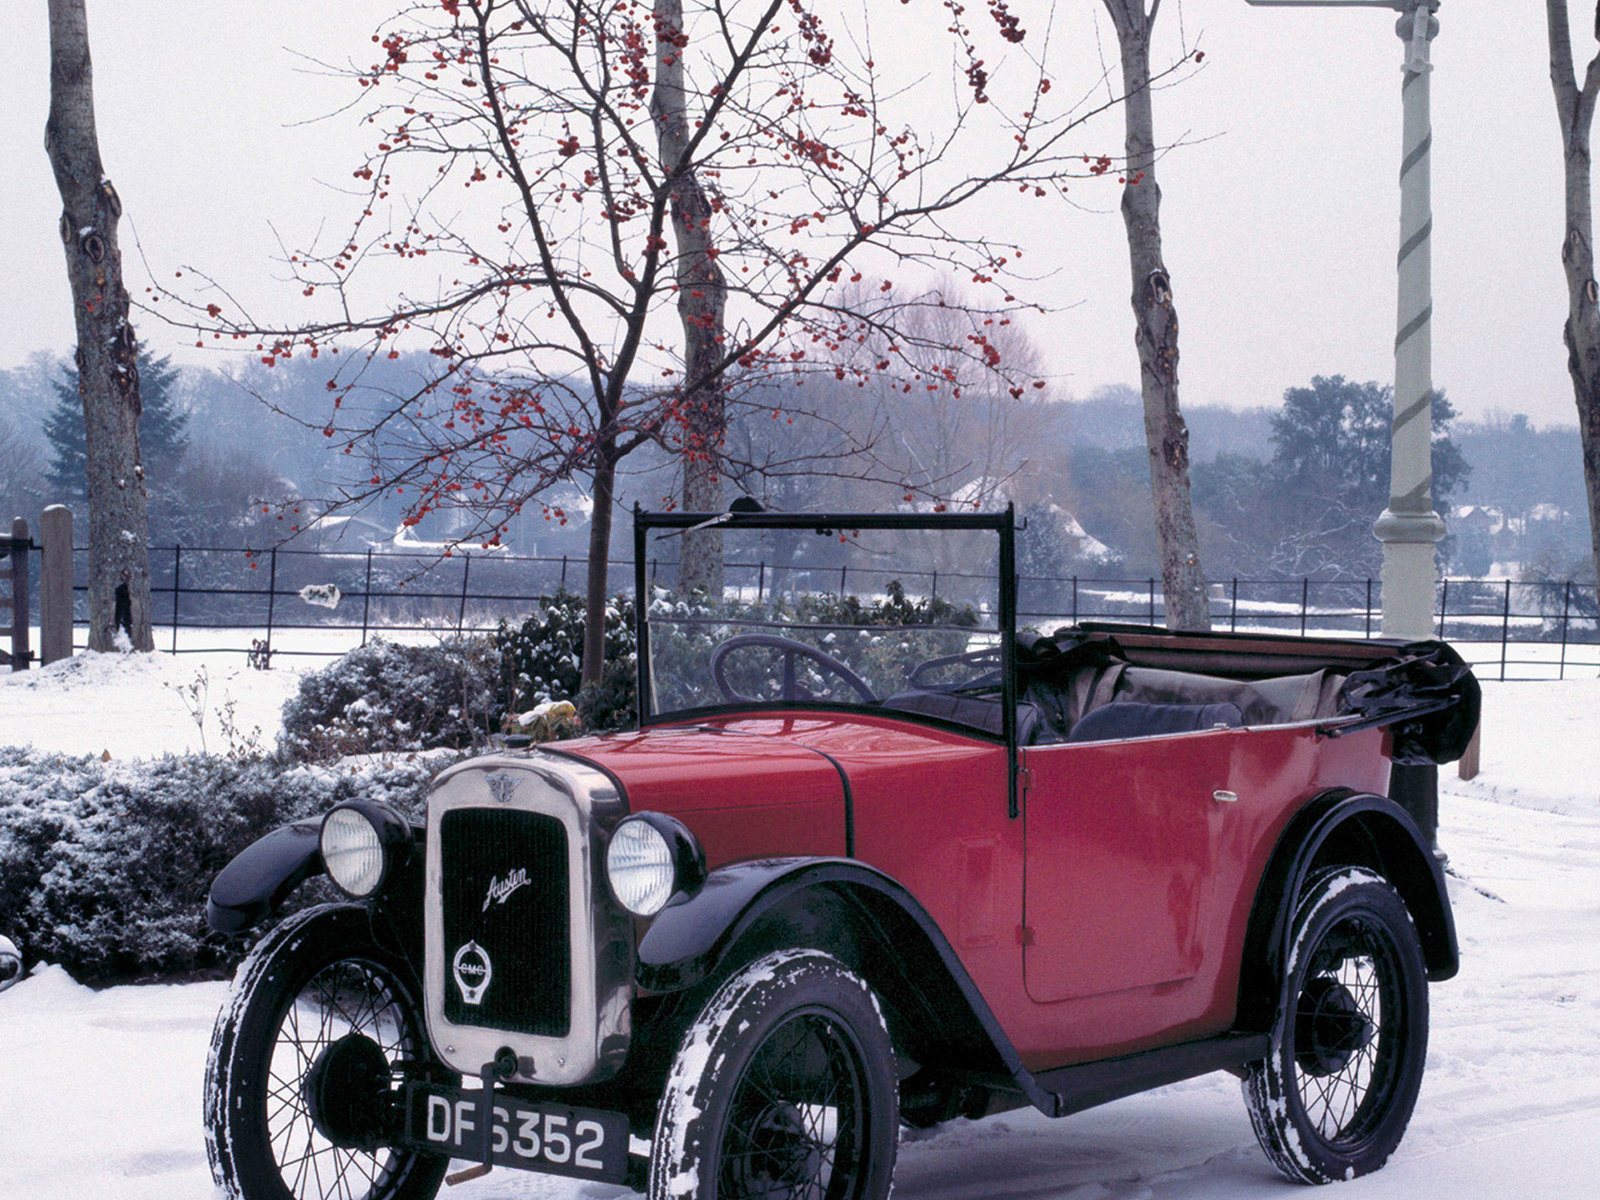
<box><xmin>1100</xmin><ymin>0</ymin><xmax>1209</xmax><ymax>630</ymax></box>
<box><xmin>653</xmin><ymin>0</ymin><xmax>729</xmax><ymax>595</ymax></box>
<box><xmin>44</xmin><ymin>0</ymin><xmax>153</xmax><ymax>650</ymax></box>
<box><xmin>0</xmin><ymin>414</ymin><xmax>48</xmax><ymax>521</ymax></box>
<box><xmin>171</xmin><ymin>0</ymin><xmax>1128</xmax><ymax>689</ymax></box>
<box><xmin>1547</xmin><ymin>1</ymin><xmax>1600</xmax><ymax>600</ymax></box>
<box><xmin>840</xmin><ymin>288</ymin><xmax>1058</xmax><ymax>506</ymax></box>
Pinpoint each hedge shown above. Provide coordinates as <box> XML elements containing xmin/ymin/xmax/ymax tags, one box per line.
<box><xmin>0</xmin><ymin>748</ymin><xmax>444</xmax><ymax>984</ymax></box>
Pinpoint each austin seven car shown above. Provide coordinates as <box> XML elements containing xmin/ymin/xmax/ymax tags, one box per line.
<box><xmin>202</xmin><ymin>507</ymin><xmax>1479</xmax><ymax>1200</ymax></box>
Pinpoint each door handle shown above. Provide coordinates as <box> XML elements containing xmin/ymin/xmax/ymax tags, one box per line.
<box><xmin>1213</xmin><ymin>790</ymin><xmax>1239</xmax><ymax>804</ymax></box>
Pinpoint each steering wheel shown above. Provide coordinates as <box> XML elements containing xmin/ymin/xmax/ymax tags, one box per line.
<box><xmin>710</xmin><ymin>634</ymin><xmax>878</xmax><ymax>704</ymax></box>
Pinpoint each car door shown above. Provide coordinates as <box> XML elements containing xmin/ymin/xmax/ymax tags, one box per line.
<box><xmin>1020</xmin><ymin>729</ymin><xmax>1239</xmax><ymax>1007</ymax></box>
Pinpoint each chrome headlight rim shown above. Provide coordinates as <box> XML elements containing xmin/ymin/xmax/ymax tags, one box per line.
<box><xmin>0</xmin><ymin>933</ymin><xmax>20</xmax><ymax>995</ymax></box>
<box><xmin>605</xmin><ymin>812</ymin><xmax>706</xmax><ymax>918</ymax></box>
<box><xmin>320</xmin><ymin>801</ymin><xmax>411</xmax><ymax>899</ymax></box>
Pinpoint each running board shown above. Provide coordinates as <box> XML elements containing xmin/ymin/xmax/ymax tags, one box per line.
<box><xmin>1030</xmin><ymin>1032</ymin><xmax>1271</xmax><ymax>1119</ymax></box>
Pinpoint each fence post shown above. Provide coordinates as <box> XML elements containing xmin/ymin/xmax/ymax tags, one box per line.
<box><xmin>265</xmin><ymin>547</ymin><xmax>279</xmax><ymax>659</ymax></box>
<box><xmin>757</xmin><ymin>561</ymin><xmax>766</xmax><ymax>603</ymax></box>
<box><xmin>1437</xmin><ymin>577</ymin><xmax>1448</xmax><ymax>639</ymax></box>
<box><xmin>9</xmin><ymin>518</ymin><xmax>30</xmax><ymax>671</ymax></box>
<box><xmin>361</xmin><ymin>548</ymin><xmax>374</xmax><ymax>647</ymax></box>
<box><xmin>1071</xmin><ymin>576</ymin><xmax>1078</xmax><ymax>624</ymax></box>
<box><xmin>1300</xmin><ymin>578</ymin><xmax>1309</xmax><ymax>637</ymax></box>
<box><xmin>1148</xmin><ymin>578</ymin><xmax>1156</xmax><ymax>626</ymax></box>
<box><xmin>561</xmin><ymin>554</ymin><xmax>568</xmax><ymax>590</ymax></box>
<box><xmin>1499</xmin><ymin>579</ymin><xmax>1511</xmax><ymax>682</ymax></box>
<box><xmin>931</xmin><ymin>569</ymin><xmax>938</xmax><ymax>601</ymax></box>
<box><xmin>171</xmin><ymin>545</ymin><xmax>182</xmax><ymax>655</ymax></box>
<box><xmin>39</xmin><ymin>505</ymin><xmax>73</xmax><ymax>665</ymax></box>
<box><xmin>1560</xmin><ymin>580</ymin><xmax>1572</xmax><ymax>680</ymax></box>
<box><xmin>1365</xmin><ymin>579</ymin><xmax>1373</xmax><ymax>638</ymax></box>
<box><xmin>1231</xmin><ymin>578</ymin><xmax>1239</xmax><ymax>633</ymax></box>
<box><xmin>840</xmin><ymin>564</ymin><xmax>848</xmax><ymax>594</ymax></box>
<box><xmin>457</xmin><ymin>553</ymin><xmax>472</xmax><ymax>635</ymax></box>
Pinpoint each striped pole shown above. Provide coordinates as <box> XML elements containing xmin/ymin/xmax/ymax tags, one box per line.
<box><xmin>1374</xmin><ymin>2</ymin><xmax>1446</xmax><ymax>640</ymax></box>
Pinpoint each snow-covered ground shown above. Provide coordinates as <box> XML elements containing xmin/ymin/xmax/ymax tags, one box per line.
<box><xmin>1</xmin><ymin>655</ymin><xmax>1597</xmax><ymax>1198</ymax></box>
<box><xmin>0</xmin><ymin>648</ymin><xmax>305</xmax><ymax>759</ymax></box>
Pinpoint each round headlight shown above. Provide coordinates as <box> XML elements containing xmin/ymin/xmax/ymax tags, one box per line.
<box><xmin>0</xmin><ymin>934</ymin><xmax>20</xmax><ymax>995</ymax></box>
<box><xmin>607</xmin><ymin>814</ymin><xmax>705</xmax><ymax>917</ymax></box>
<box><xmin>607</xmin><ymin>819</ymin><xmax>675</xmax><ymax>916</ymax></box>
<box><xmin>321</xmin><ymin>806</ymin><xmax>387</xmax><ymax>898</ymax></box>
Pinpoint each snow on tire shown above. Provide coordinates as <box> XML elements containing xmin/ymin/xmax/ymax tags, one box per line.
<box><xmin>1242</xmin><ymin>866</ymin><xmax>1430</xmax><ymax>1185</ymax></box>
<box><xmin>649</xmin><ymin>948</ymin><xmax>899</xmax><ymax>1200</ymax></box>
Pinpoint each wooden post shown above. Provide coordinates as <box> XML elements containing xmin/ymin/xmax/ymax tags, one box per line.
<box><xmin>39</xmin><ymin>506</ymin><xmax>73</xmax><ymax>665</ymax></box>
<box><xmin>1457</xmin><ymin>722</ymin><xmax>1481</xmax><ymax>782</ymax></box>
<box><xmin>10</xmin><ymin>518</ymin><xmax>32</xmax><ymax>670</ymax></box>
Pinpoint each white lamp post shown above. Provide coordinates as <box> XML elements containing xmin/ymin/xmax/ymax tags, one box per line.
<box><xmin>1245</xmin><ymin>0</ymin><xmax>1445</xmax><ymax>641</ymax></box>
<box><xmin>1246</xmin><ymin>0</ymin><xmax>1445</xmax><ymax>849</ymax></box>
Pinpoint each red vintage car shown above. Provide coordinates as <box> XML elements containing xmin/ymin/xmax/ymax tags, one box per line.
<box><xmin>203</xmin><ymin>508</ymin><xmax>1478</xmax><ymax>1200</ymax></box>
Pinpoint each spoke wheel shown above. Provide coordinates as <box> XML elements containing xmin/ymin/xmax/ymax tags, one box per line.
<box><xmin>206</xmin><ymin>904</ymin><xmax>450</xmax><ymax>1200</ymax></box>
<box><xmin>1243</xmin><ymin>867</ymin><xmax>1429</xmax><ymax>1184</ymax></box>
<box><xmin>650</xmin><ymin>950</ymin><xmax>898</xmax><ymax>1200</ymax></box>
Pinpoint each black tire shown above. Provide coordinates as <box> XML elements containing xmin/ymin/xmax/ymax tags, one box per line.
<box><xmin>204</xmin><ymin>904</ymin><xmax>450</xmax><ymax>1200</ymax></box>
<box><xmin>1242</xmin><ymin>866</ymin><xmax>1429</xmax><ymax>1184</ymax></box>
<box><xmin>649</xmin><ymin>949</ymin><xmax>899</xmax><ymax>1200</ymax></box>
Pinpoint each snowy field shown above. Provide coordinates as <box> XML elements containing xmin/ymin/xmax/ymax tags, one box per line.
<box><xmin>1</xmin><ymin>651</ymin><xmax>1598</xmax><ymax>1197</ymax></box>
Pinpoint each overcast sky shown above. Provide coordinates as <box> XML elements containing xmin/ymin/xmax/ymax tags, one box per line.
<box><xmin>1</xmin><ymin>2</ymin><xmax>1584</xmax><ymax>426</ymax></box>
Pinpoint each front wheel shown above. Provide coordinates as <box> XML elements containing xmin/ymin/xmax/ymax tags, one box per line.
<box><xmin>204</xmin><ymin>904</ymin><xmax>450</xmax><ymax>1200</ymax></box>
<box><xmin>1242</xmin><ymin>866</ymin><xmax>1429</xmax><ymax>1184</ymax></box>
<box><xmin>649</xmin><ymin>949</ymin><xmax>899</xmax><ymax>1200</ymax></box>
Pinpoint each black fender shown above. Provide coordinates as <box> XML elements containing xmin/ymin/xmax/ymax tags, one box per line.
<box><xmin>207</xmin><ymin>820</ymin><xmax>325</xmax><ymax>933</ymax></box>
<box><xmin>636</xmin><ymin>857</ymin><xmax>1044</xmax><ymax>1102</ymax></box>
<box><xmin>1235</xmin><ymin>789</ymin><xmax>1459</xmax><ymax>1033</ymax></box>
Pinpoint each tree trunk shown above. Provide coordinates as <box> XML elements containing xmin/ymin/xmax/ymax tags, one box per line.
<box><xmin>1107</xmin><ymin>3</ymin><xmax>1211</xmax><ymax>631</ymax></box>
<box><xmin>580</xmin><ymin>445</ymin><xmax>618</xmax><ymax>692</ymax></box>
<box><xmin>1547</xmin><ymin>1</ymin><xmax>1600</xmax><ymax>600</ymax></box>
<box><xmin>653</xmin><ymin>0</ymin><xmax>729</xmax><ymax>599</ymax></box>
<box><xmin>44</xmin><ymin>0</ymin><xmax>153</xmax><ymax>652</ymax></box>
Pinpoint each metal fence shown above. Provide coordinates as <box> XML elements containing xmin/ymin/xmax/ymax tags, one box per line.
<box><xmin>60</xmin><ymin>544</ymin><xmax>1599</xmax><ymax>681</ymax></box>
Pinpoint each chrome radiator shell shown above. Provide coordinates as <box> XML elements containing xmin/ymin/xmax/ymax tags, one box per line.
<box><xmin>422</xmin><ymin>752</ymin><xmax>632</xmax><ymax>1085</ymax></box>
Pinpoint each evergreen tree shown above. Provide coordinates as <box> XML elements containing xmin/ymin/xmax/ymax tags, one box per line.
<box><xmin>1198</xmin><ymin>376</ymin><xmax>1469</xmax><ymax>580</ymax></box>
<box><xmin>45</xmin><ymin>345</ymin><xmax>186</xmax><ymax>501</ymax></box>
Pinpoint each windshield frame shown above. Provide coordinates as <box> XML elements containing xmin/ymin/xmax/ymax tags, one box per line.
<box><xmin>631</xmin><ymin>507</ymin><xmax>1017</xmax><ymax>805</ymax></box>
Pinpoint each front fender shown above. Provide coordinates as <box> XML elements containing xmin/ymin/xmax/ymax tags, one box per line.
<box><xmin>206</xmin><ymin>820</ymin><xmax>325</xmax><ymax>933</ymax></box>
<box><xmin>637</xmin><ymin>857</ymin><xmax>1043</xmax><ymax>1101</ymax></box>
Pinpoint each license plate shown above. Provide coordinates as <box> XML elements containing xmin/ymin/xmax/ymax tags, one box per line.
<box><xmin>404</xmin><ymin>1083</ymin><xmax>630</xmax><ymax>1183</ymax></box>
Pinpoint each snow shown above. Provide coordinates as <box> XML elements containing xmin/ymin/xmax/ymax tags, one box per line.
<box><xmin>1</xmin><ymin>664</ymin><xmax>1599</xmax><ymax>1196</ymax></box>
<box><xmin>0</xmin><ymin>648</ymin><xmax>303</xmax><ymax>758</ymax></box>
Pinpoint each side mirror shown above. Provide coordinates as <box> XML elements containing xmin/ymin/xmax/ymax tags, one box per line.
<box><xmin>0</xmin><ymin>935</ymin><xmax>21</xmax><ymax>995</ymax></box>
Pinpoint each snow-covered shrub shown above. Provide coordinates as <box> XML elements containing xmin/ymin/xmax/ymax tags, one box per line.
<box><xmin>0</xmin><ymin>748</ymin><xmax>441</xmax><ymax>983</ymax></box>
<box><xmin>279</xmin><ymin>637</ymin><xmax>500</xmax><ymax>761</ymax></box>
<box><xmin>494</xmin><ymin>592</ymin><xmax>637</xmax><ymax>734</ymax></box>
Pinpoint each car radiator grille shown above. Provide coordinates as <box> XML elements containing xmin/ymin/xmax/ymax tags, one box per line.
<box><xmin>440</xmin><ymin>808</ymin><xmax>571</xmax><ymax>1037</ymax></box>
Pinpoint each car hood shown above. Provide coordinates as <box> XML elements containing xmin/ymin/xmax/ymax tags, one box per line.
<box><xmin>542</xmin><ymin>712</ymin><xmax>1001</xmax><ymax>865</ymax></box>
<box><xmin>549</xmin><ymin>722</ymin><xmax>846</xmax><ymax>813</ymax></box>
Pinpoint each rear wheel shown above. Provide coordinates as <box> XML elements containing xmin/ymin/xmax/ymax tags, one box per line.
<box><xmin>649</xmin><ymin>949</ymin><xmax>899</xmax><ymax>1200</ymax></box>
<box><xmin>205</xmin><ymin>904</ymin><xmax>449</xmax><ymax>1200</ymax></box>
<box><xmin>1242</xmin><ymin>867</ymin><xmax>1429</xmax><ymax>1184</ymax></box>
